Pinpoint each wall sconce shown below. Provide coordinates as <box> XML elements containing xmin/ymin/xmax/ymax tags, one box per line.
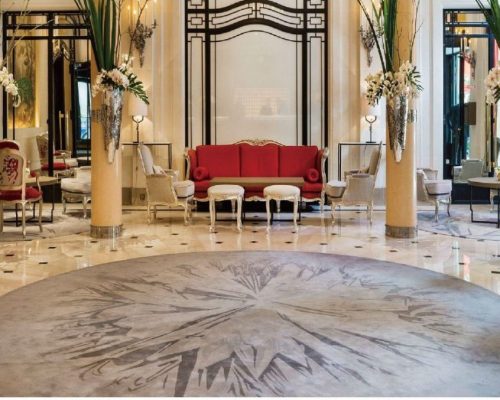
<box><xmin>128</xmin><ymin>0</ymin><xmax>157</xmax><ymax>67</ymax></box>
<box><xmin>129</xmin><ymin>95</ymin><xmax>148</xmax><ymax>143</ymax></box>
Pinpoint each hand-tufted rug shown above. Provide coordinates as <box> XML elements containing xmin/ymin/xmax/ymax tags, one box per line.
<box><xmin>0</xmin><ymin>251</ymin><xmax>499</xmax><ymax>397</ymax></box>
<box><xmin>418</xmin><ymin>208</ymin><xmax>500</xmax><ymax>241</ymax></box>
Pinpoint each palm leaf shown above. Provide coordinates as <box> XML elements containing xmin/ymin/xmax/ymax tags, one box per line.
<box><xmin>476</xmin><ymin>0</ymin><xmax>500</xmax><ymax>47</ymax></box>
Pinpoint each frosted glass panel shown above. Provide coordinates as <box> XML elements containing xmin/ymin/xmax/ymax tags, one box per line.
<box><xmin>213</xmin><ymin>31</ymin><xmax>299</xmax><ymax>145</ymax></box>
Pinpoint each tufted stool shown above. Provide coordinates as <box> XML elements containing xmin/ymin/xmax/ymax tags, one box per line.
<box><xmin>61</xmin><ymin>167</ymin><xmax>91</xmax><ymax>219</ymax></box>
<box><xmin>264</xmin><ymin>185</ymin><xmax>300</xmax><ymax>231</ymax></box>
<box><xmin>208</xmin><ymin>185</ymin><xmax>244</xmax><ymax>233</ymax></box>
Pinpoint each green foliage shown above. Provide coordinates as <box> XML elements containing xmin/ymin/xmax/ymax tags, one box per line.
<box><xmin>74</xmin><ymin>0</ymin><xmax>118</xmax><ymax>71</ymax></box>
<box><xmin>476</xmin><ymin>0</ymin><xmax>500</xmax><ymax>47</ymax></box>
<box><xmin>16</xmin><ymin>77</ymin><xmax>34</xmax><ymax>104</ymax></box>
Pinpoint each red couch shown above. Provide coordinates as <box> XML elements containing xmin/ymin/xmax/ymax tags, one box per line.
<box><xmin>185</xmin><ymin>140</ymin><xmax>329</xmax><ymax>205</ymax></box>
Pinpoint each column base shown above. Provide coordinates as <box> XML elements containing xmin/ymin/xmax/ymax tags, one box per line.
<box><xmin>386</xmin><ymin>224</ymin><xmax>417</xmax><ymax>239</ymax></box>
<box><xmin>90</xmin><ymin>225</ymin><xmax>123</xmax><ymax>239</ymax></box>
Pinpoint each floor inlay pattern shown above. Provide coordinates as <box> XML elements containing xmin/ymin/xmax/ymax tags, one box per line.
<box><xmin>0</xmin><ymin>251</ymin><xmax>499</xmax><ymax>396</ymax></box>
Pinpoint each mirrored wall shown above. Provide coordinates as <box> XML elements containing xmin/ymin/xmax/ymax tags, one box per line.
<box><xmin>443</xmin><ymin>9</ymin><xmax>497</xmax><ymax>186</ymax></box>
<box><xmin>2</xmin><ymin>11</ymin><xmax>91</xmax><ymax>173</ymax></box>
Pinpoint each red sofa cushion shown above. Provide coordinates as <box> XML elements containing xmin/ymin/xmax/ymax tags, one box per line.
<box><xmin>196</xmin><ymin>145</ymin><xmax>240</xmax><ymax>178</ymax></box>
<box><xmin>42</xmin><ymin>162</ymin><xmax>68</xmax><ymax>171</ymax></box>
<box><xmin>187</xmin><ymin>149</ymin><xmax>197</xmax><ymax>179</ymax></box>
<box><xmin>240</xmin><ymin>144</ymin><xmax>279</xmax><ymax>177</ymax></box>
<box><xmin>193</xmin><ymin>166</ymin><xmax>209</xmax><ymax>181</ymax></box>
<box><xmin>0</xmin><ymin>187</ymin><xmax>42</xmax><ymax>201</ymax></box>
<box><xmin>305</xmin><ymin>168</ymin><xmax>320</xmax><ymax>183</ymax></box>
<box><xmin>279</xmin><ymin>146</ymin><xmax>318</xmax><ymax>177</ymax></box>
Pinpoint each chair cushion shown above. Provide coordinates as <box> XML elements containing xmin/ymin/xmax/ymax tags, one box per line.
<box><xmin>240</xmin><ymin>144</ymin><xmax>279</xmax><ymax>177</ymax></box>
<box><xmin>279</xmin><ymin>146</ymin><xmax>318</xmax><ymax>177</ymax></box>
<box><xmin>326</xmin><ymin>180</ymin><xmax>347</xmax><ymax>198</ymax></box>
<box><xmin>193</xmin><ymin>166</ymin><xmax>209</xmax><ymax>181</ymax></box>
<box><xmin>263</xmin><ymin>185</ymin><xmax>300</xmax><ymax>198</ymax></box>
<box><xmin>302</xmin><ymin>182</ymin><xmax>323</xmax><ymax>193</ymax></box>
<box><xmin>425</xmin><ymin>180</ymin><xmax>452</xmax><ymax>195</ymax></box>
<box><xmin>173</xmin><ymin>180</ymin><xmax>195</xmax><ymax>198</ymax></box>
<box><xmin>42</xmin><ymin>162</ymin><xmax>69</xmax><ymax>171</ymax></box>
<box><xmin>0</xmin><ymin>187</ymin><xmax>42</xmax><ymax>201</ymax></box>
<box><xmin>61</xmin><ymin>178</ymin><xmax>91</xmax><ymax>194</ymax></box>
<box><xmin>197</xmin><ymin>145</ymin><xmax>240</xmax><ymax>178</ymax></box>
<box><xmin>305</xmin><ymin>168</ymin><xmax>320</xmax><ymax>183</ymax></box>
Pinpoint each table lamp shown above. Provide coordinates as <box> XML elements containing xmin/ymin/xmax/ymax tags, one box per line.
<box><xmin>128</xmin><ymin>95</ymin><xmax>148</xmax><ymax>143</ymax></box>
<box><xmin>361</xmin><ymin>97</ymin><xmax>381</xmax><ymax>143</ymax></box>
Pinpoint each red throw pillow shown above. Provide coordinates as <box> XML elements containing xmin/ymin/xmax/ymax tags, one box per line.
<box><xmin>305</xmin><ymin>168</ymin><xmax>320</xmax><ymax>183</ymax></box>
<box><xmin>193</xmin><ymin>166</ymin><xmax>209</xmax><ymax>181</ymax></box>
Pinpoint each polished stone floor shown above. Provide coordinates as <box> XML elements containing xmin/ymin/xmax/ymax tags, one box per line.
<box><xmin>1</xmin><ymin>204</ymin><xmax>500</xmax><ymax>297</ymax></box>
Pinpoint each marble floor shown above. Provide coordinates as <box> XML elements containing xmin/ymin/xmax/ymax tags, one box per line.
<box><xmin>1</xmin><ymin>204</ymin><xmax>500</xmax><ymax>297</ymax></box>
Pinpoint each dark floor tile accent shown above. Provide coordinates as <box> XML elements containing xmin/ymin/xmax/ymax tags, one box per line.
<box><xmin>320</xmin><ymin>243</ymin><xmax>328</xmax><ymax>246</ymax></box>
<box><xmin>411</xmin><ymin>241</ymin><xmax>418</xmax><ymax>244</ymax></box>
<box><xmin>74</xmin><ymin>255</ymin><xmax>83</xmax><ymax>258</ymax></box>
<box><xmin>252</xmin><ymin>230</ymin><xmax>258</xmax><ymax>233</ymax></box>
<box><xmin>171</xmin><ymin>233</ymin><xmax>179</xmax><ymax>236</ymax></box>
<box><xmin>3</xmin><ymin>270</ymin><xmax>13</xmax><ymax>274</ymax></box>
<box><xmin>424</xmin><ymin>255</ymin><xmax>432</xmax><ymax>258</ymax></box>
<box><xmin>331</xmin><ymin>233</ymin><xmax>337</xmax><ymax>236</ymax></box>
<box><xmin>355</xmin><ymin>246</ymin><xmax>363</xmax><ymax>249</ymax></box>
<box><xmin>250</xmin><ymin>241</ymin><xmax>258</xmax><ymax>244</ymax></box>
<box><xmin>130</xmin><ymin>236</ymin><xmax>139</xmax><ymax>239</ymax></box>
<box><xmin>492</xmin><ymin>270</ymin><xmax>500</xmax><ymax>274</ymax></box>
<box><xmin>285</xmin><ymin>241</ymin><xmax>293</xmax><ymax>244</ymax></box>
<box><xmin>390</xmin><ymin>250</ymin><xmax>398</xmax><ymax>253</ymax></box>
<box><xmin>5</xmin><ymin>253</ymin><xmax>15</xmax><ymax>257</ymax></box>
<box><xmin>452</xmin><ymin>246</ymin><xmax>460</xmax><ymax>250</ymax></box>
<box><xmin>478</xmin><ymin>239</ymin><xmax>485</xmax><ymax>242</ymax></box>
<box><xmin>459</xmin><ymin>262</ymin><xmax>466</xmax><ymax>266</ymax></box>
<box><xmin>145</xmin><ymin>245</ymin><xmax>153</xmax><ymax>249</ymax></box>
<box><xmin>48</xmin><ymin>246</ymin><xmax>57</xmax><ymax>250</ymax></box>
<box><xmin>215</xmin><ymin>241</ymin><xmax>223</xmax><ymax>244</ymax></box>
<box><xmin>181</xmin><ymin>243</ymin><xmax>188</xmax><ymax>246</ymax></box>
<box><xmin>90</xmin><ymin>240</ymin><xmax>98</xmax><ymax>244</ymax></box>
<box><xmin>38</xmin><ymin>262</ymin><xmax>48</xmax><ymax>265</ymax></box>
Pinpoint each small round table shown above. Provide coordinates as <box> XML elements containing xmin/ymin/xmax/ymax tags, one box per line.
<box><xmin>468</xmin><ymin>177</ymin><xmax>500</xmax><ymax>228</ymax></box>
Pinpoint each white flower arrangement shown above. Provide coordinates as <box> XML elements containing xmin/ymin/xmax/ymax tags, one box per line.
<box><xmin>92</xmin><ymin>56</ymin><xmax>148</xmax><ymax>104</ymax></box>
<box><xmin>365</xmin><ymin>61</ymin><xmax>422</xmax><ymax>107</ymax></box>
<box><xmin>485</xmin><ymin>65</ymin><xmax>500</xmax><ymax>105</ymax></box>
<box><xmin>0</xmin><ymin>66</ymin><xmax>21</xmax><ymax>107</ymax></box>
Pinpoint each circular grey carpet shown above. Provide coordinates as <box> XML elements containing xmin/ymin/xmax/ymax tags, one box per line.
<box><xmin>0</xmin><ymin>251</ymin><xmax>499</xmax><ymax>396</ymax></box>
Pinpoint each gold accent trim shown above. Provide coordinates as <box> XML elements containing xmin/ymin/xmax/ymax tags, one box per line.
<box><xmin>90</xmin><ymin>225</ymin><xmax>123</xmax><ymax>239</ymax></box>
<box><xmin>385</xmin><ymin>225</ymin><xmax>417</xmax><ymax>239</ymax></box>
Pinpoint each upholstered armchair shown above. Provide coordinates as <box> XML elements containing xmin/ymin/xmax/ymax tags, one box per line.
<box><xmin>137</xmin><ymin>143</ymin><xmax>195</xmax><ymax>224</ymax></box>
<box><xmin>36</xmin><ymin>132</ymin><xmax>78</xmax><ymax>177</ymax></box>
<box><xmin>0</xmin><ymin>146</ymin><xmax>43</xmax><ymax>238</ymax></box>
<box><xmin>452</xmin><ymin>159</ymin><xmax>485</xmax><ymax>183</ymax></box>
<box><xmin>61</xmin><ymin>167</ymin><xmax>91</xmax><ymax>218</ymax></box>
<box><xmin>326</xmin><ymin>143</ymin><xmax>382</xmax><ymax>224</ymax></box>
<box><xmin>416</xmin><ymin>168</ymin><xmax>452</xmax><ymax>222</ymax></box>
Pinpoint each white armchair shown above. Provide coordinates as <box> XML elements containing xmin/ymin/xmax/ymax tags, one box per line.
<box><xmin>326</xmin><ymin>143</ymin><xmax>382</xmax><ymax>224</ymax></box>
<box><xmin>417</xmin><ymin>168</ymin><xmax>452</xmax><ymax>222</ymax></box>
<box><xmin>137</xmin><ymin>143</ymin><xmax>195</xmax><ymax>224</ymax></box>
<box><xmin>452</xmin><ymin>159</ymin><xmax>485</xmax><ymax>183</ymax></box>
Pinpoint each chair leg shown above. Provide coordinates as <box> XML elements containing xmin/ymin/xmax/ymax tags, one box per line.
<box><xmin>447</xmin><ymin>195</ymin><xmax>451</xmax><ymax>217</ymax></box>
<box><xmin>236</xmin><ymin>196</ymin><xmax>243</xmax><ymax>232</ymax></box>
<box><xmin>209</xmin><ymin>198</ymin><xmax>216</xmax><ymax>233</ymax></box>
<box><xmin>491</xmin><ymin>191</ymin><xmax>495</xmax><ymax>212</ymax></box>
<box><xmin>147</xmin><ymin>203</ymin><xmax>152</xmax><ymax>224</ymax></box>
<box><xmin>38</xmin><ymin>200</ymin><xmax>43</xmax><ymax>233</ymax></box>
<box><xmin>368</xmin><ymin>203</ymin><xmax>373</xmax><ymax>224</ymax></box>
<box><xmin>266</xmin><ymin>197</ymin><xmax>272</xmax><ymax>232</ymax></box>
<box><xmin>183</xmin><ymin>202</ymin><xmax>189</xmax><ymax>226</ymax></box>
<box><xmin>231</xmin><ymin>199</ymin><xmax>236</xmax><ymax>215</ymax></box>
<box><xmin>153</xmin><ymin>205</ymin><xmax>157</xmax><ymax>220</ymax></box>
<box><xmin>330</xmin><ymin>201</ymin><xmax>337</xmax><ymax>224</ymax></box>
<box><xmin>21</xmin><ymin>203</ymin><xmax>27</xmax><ymax>238</ymax></box>
<box><xmin>82</xmin><ymin>197</ymin><xmax>88</xmax><ymax>219</ymax></box>
<box><xmin>434</xmin><ymin>200</ymin><xmax>439</xmax><ymax>222</ymax></box>
<box><xmin>293</xmin><ymin>196</ymin><xmax>299</xmax><ymax>231</ymax></box>
<box><xmin>320</xmin><ymin>197</ymin><xmax>324</xmax><ymax>214</ymax></box>
<box><xmin>0</xmin><ymin>202</ymin><xmax>3</xmax><ymax>233</ymax></box>
<box><xmin>276</xmin><ymin>200</ymin><xmax>281</xmax><ymax>214</ymax></box>
<box><xmin>62</xmin><ymin>194</ymin><xmax>67</xmax><ymax>215</ymax></box>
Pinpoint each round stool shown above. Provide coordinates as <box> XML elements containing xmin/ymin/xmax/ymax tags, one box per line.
<box><xmin>264</xmin><ymin>185</ymin><xmax>300</xmax><ymax>231</ymax></box>
<box><xmin>208</xmin><ymin>185</ymin><xmax>245</xmax><ymax>232</ymax></box>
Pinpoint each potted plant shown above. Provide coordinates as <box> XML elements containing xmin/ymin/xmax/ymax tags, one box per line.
<box><xmin>74</xmin><ymin>0</ymin><xmax>149</xmax><ymax>163</ymax></box>
<box><xmin>357</xmin><ymin>0</ymin><xmax>423</xmax><ymax>163</ymax></box>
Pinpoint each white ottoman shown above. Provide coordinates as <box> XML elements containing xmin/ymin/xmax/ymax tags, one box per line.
<box><xmin>208</xmin><ymin>185</ymin><xmax>245</xmax><ymax>232</ymax></box>
<box><xmin>264</xmin><ymin>185</ymin><xmax>300</xmax><ymax>231</ymax></box>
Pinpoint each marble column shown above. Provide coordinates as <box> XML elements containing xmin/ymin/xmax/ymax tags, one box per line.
<box><xmin>385</xmin><ymin>0</ymin><xmax>417</xmax><ymax>239</ymax></box>
<box><xmin>90</xmin><ymin>64</ymin><xmax>123</xmax><ymax>239</ymax></box>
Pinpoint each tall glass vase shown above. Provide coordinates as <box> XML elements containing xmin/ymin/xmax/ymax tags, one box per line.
<box><xmin>102</xmin><ymin>88</ymin><xmax>124</xmax><ymax>163</ymax></box>
<box><xmin>386</xmin><ymin>95</ymin><xmax>409</xmax><ymax>163</ymax></box>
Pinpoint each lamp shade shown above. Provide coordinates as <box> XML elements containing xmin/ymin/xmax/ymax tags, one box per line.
<box><xmin>361</xmin><ymin>96</ymin><xmax>381</xmax><ymax>118</ymax></box>
<box><xmin>128</xmin><ymin>95</ymin><xmax>148</xmax><ymax>118</ymax></box>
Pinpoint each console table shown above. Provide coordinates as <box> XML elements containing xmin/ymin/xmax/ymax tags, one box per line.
<box><xmin>468</xmin><ymin>177</ymin><xmax>500</xmax><ymax>228</ymax></box>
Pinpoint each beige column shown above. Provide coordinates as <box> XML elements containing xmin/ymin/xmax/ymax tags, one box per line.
<box><xmin>90</xmin><ymin>66</ymin><xmax>123</xmax><ymax>238</ymax></box>
<box><xmin>385</xmin><ymin>0</ymin><xmax>417</xmax><ymax>238</ymax></box>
